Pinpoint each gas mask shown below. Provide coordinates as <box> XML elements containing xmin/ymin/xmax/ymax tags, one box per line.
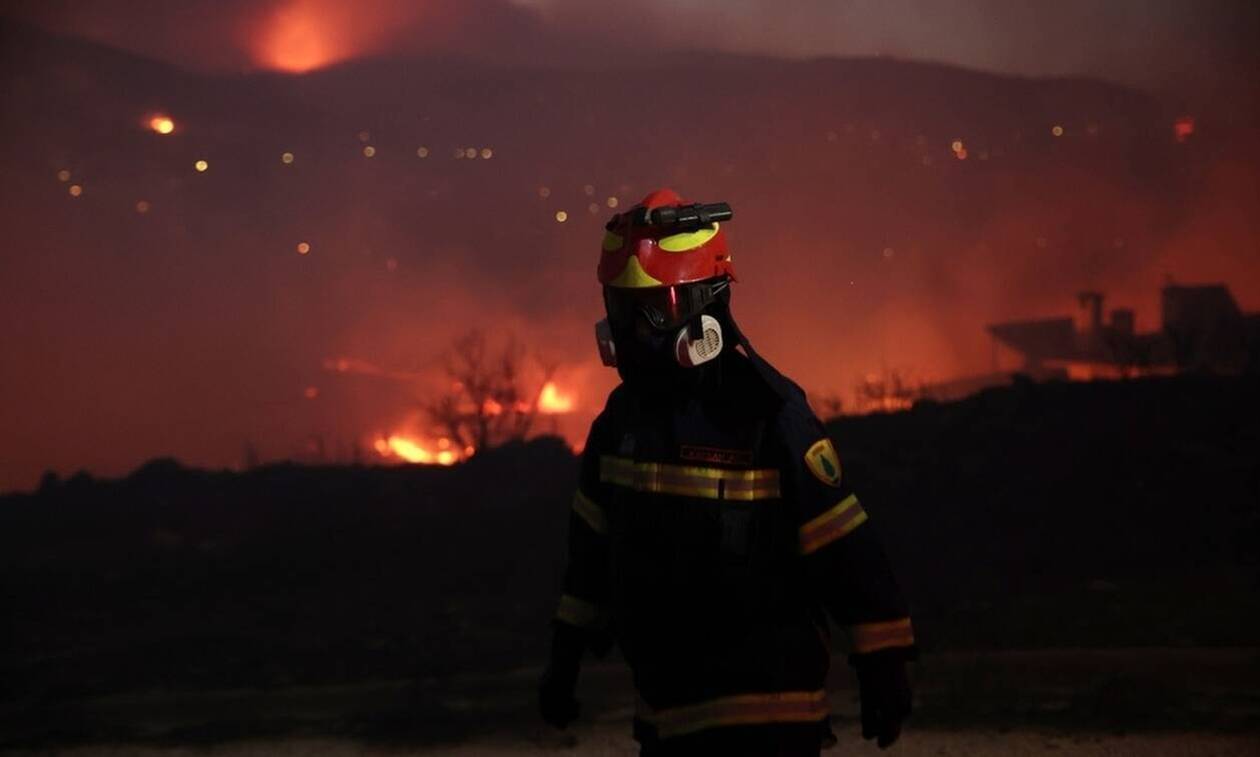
<box><xmin>596</xmin><ymin>278</ymin><xmax>729</xmax><ymax>377</ymax></box>
<box><xmin>595</xmin><ymin>314</ymin><xmax>725</xmax><ymax>369</ymax></box>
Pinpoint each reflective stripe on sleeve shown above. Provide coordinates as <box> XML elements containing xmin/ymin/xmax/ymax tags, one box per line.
<box><xmin>555</xmin><ymin>593</ymin><xmax>605</xmax><ymax>630</ymax></box>
<box><xmin>799</xmin><ymin>493</ymin><xmax>868</xmax><ymax>554</ymax></box>
<box><xmin>600</xmin><ymin>455</ymin><xmax>780</xmax><ymax>500</ymax></box>
<box><xmin>571</xmin><ymin>489</ymin><xmax>607</xmax><ymax>534</ymax></box>
<box><xmin>636</xmin><ymin>689</ymin><xmax>830</xmax><ymax>739</ymax></box>
<box><xmin>850</xmin><ymin>617</ymin><xmax>915</xmax><ymax>653</ymax></box>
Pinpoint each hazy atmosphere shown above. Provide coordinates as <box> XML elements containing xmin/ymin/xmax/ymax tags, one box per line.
<box><xmin>1</xmin><ymin>3</ymin><xmax>1258</xmax><ymax>756</ymax></box>
<box><xmin>3</xmin><ymin>1</ymin><xmax>1257</xmax><ymax>491</ymax></box>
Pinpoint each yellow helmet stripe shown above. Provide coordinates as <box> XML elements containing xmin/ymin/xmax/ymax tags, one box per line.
<box><xmin>658</xmin><ymin>222</ymin><xmax>719</xmax><ymax>252</ymax></box>
<box><xmin>607</xmin><ymin>255</ymin><xmax>664</xmax><ymax>288</ymax></box>
<box><xmin>601</xmin><ymin>231</ymin><xmax>624</xmax><ymax>252</ymax></box>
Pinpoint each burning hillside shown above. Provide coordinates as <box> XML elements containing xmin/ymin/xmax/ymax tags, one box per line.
<box><xmin>0</xmin><ymin>19</ymin><xmax>1257</xmax><ymax>491</ymax></box>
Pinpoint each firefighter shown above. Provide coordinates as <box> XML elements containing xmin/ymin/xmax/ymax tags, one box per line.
<box><xmin>539</xmin><ymin>188</ymin><xmax>915</xmax><ymax>756</ymax></box>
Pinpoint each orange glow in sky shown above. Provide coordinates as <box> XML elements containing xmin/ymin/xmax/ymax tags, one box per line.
<box><xmin>260</xmin><ymin>4</ymin><xmax>336</xmax><ymax>73</ymax></box>
<box><xmin>1174</xmin><ymin>116</ymin><xmax>1196</xmax><ymax>143</ymax></box>
<box><xmin>252</xmin><ymin>1</ymin><xmax>424</xmax><ymax>74</ymax></box>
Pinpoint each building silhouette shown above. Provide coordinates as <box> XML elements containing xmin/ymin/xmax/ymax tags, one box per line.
<box><xmin>988</xmin><ymin>283</ymin><xmax>1260</xmax><ymax>379</ymax></box>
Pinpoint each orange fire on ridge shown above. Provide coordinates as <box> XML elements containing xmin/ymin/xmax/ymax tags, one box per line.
<box><xmin>251</xmin><ymin>0</ymin><xmax>433</xmax><ymax>74</ymax></box>
<box><xmin>368</xmin><ymin>381</ymin><xmax>577</xmax><ymax>467</ymax></box>
<box><xmin>538</xmin><ymin>381</ymin><xmax>575</xmax><ymax>414</ymax></box>
<box><xmin>259</xmin><ymin>3</ymin><xmax>339</xmax><ymax>73</ymax></box>
<box><xmin>374</xmin><ymin>434</ymin><xmax>471</xmax><ymax>466</ymax></box>
<box><xmin>327</xmin><ymin>347</ymin><xmax>582</xmax><ymax>465</ymax></box>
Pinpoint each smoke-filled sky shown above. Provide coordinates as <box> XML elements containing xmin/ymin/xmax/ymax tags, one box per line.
<box><xmin>1</xmin><ymin>1</ymin><xmax>1258</xmax><ymax>493</ymax></box>
<box><xmin>9</xmin><ymin>0</ymin><xmax>1260</xmax><ymax>96</ymax></box>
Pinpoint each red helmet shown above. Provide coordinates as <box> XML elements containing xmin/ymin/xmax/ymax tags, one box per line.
<box><xmin>597</xmin><ymin>188</ymin><xmax>736</xmax><ymax>289</ymax></box>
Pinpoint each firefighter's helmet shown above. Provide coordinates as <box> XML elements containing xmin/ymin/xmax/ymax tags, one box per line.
<box><xmin>596</xmin><ymin>189</ymin><xmax>736</xmax><ymax>370</ymax></box>
<box><xmin>597</xmin><ymin>188</ymin><xmax>736</xmax><ymax>289</ymax></box>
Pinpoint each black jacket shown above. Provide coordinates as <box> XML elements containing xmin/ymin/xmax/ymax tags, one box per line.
<box><xmin>553</xmin><ymin>349</ymin><xmax>914</xmax><ymax>742</ymax></box>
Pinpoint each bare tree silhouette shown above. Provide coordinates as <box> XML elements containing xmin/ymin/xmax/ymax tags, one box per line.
<box><xmin>809</xmin><ymin>392</ymin><xmax>845</xmax><ymax>420</ymax></box>
<box><xmin>425</xmin><ymin>330</ymin><xmax>558</xmax><ymax>453</ymax></box>
<box><xmin>854</xmin><ymin>368</ymin><xmax>923</xmax><ymax>414</ymax></box>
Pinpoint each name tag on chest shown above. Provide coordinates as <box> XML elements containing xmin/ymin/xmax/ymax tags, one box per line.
<box><xmin>678</xmin><ymin>444</ymin><xmax>754</xmax><ymax>467</ymax></box>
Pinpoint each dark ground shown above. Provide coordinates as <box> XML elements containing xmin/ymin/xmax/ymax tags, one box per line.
<box><xmin>2</xmin><ymin>375</ymin><xmax>1258</xmax><ymax>749</ymax></box>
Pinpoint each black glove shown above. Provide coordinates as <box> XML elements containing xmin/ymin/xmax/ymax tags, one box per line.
<box><xmin>538</xmin><ymin>623</ymin><xmax>585</xmax><ymax>729</ymax></box>
<box><xmin>850</xmin><ymin>648</ymin><xmax>914</xmax><ymax>749</ymax></box>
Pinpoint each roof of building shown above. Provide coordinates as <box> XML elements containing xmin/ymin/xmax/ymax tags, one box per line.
<box><xmin>988</xmin><ymin>283</ymin><xmax>1256</xmax><ymax>367</ymax></box>
<box><xmin>986</xmin><ymin>317</ymin><xmax>1079</xmax><ymax>361</ymax></box>
<box><xmin>1162</xmin><ymin>284</ymin><xmax>1240</xmax><ymax>313</ymax></box>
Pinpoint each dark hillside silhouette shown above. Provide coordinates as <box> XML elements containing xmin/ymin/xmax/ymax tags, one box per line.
<box><xmin>2</xmin><ymin>375</ymin><xmax>1257</xmax><ymax>746</ymax></box>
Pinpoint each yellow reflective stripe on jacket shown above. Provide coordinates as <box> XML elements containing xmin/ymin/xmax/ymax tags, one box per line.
<box><xmin>851</xmin><ymin>617</ymin><xmax>914</xmax><ymax>653</ymax></box>
<box><xmin>555</xmin><ymin>593</ymin><xmax>605</xmax><ymax>629</ymax></box>
<box><xmin>600</xmin><ymin>455</ymin><xmax>780</xmax><ymax>501</ymax></box>
<box><xmin>571</xmin><ymin>490</ymin><xmax>607</xmax><ymax>534</ymax></box>
<box><xmin>637</xmin><ymin>689</ymin><xmax>829</xmax><ymax>739</ymax></box>
<box><xmin>799</xmin><ymin>493</ymin><xmax>867</xmax><ymax>554</ymax></box>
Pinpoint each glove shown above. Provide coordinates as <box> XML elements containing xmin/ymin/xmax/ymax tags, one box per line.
<box><xmin>850</xmin><ymin>648</ymin><xmax>914</xmax><ymax>749</ymax></box>
<box><xmin>538</xmin><ymin>623</ymin><xmax>585</xmax><ymax>729</ymax></box>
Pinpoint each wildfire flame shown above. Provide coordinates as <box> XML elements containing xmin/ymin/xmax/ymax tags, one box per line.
<box><xmin>259</xmin><ymin>3</ymin><xmax>338</xmax><ymax>73</ymax></box>
<box><xmin>374</xmin><ymin>434</ymin><xmax>464</xmax><ymax>466</ymax></box>
<box><xmin>468</xmin><ymin>382</ymin><xmax>574</xmax><ymax>416</ymax></box>
<box><xmin>335</xmin><ymin>356</ymin><xmax>579</xmax><ymax>466</ymax></box>
<box><xmin>538</xmin><ymin>381</ymin><xmax>575</xmax><ymax>414</ymax></box>
<box><xmin>252</xmin><ymin>0</ymin><xmax>431</xmax><ymax>74</ymax></box>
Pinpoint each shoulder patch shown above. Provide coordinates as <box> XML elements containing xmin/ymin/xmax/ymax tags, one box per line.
<box><xmin>804</xmin><ymin>438</ymin><xmax>843</xmax><ymax>487</ymax></box>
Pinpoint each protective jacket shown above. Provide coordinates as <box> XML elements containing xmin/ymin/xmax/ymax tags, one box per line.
<box><xmin>553</xmin><ymin>347</ymin><xmax>915</xmax><ymax>746</ymax></box>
